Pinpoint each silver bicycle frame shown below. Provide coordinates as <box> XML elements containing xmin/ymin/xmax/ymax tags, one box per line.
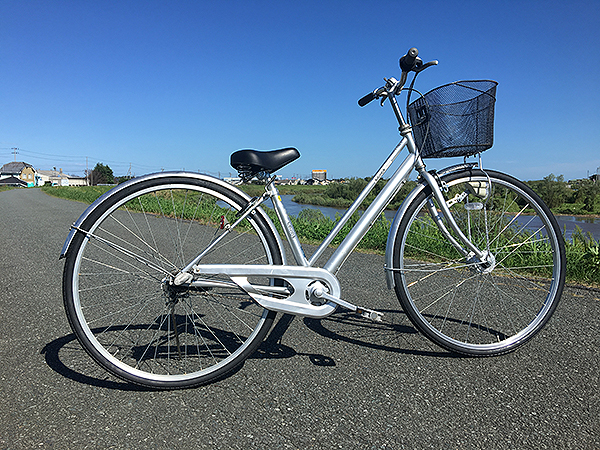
<box><xmin>264</xmin><ymin>89</ymin><xmax>485</xmax><ymax>274</ymax></box>
<box><xmin>189</xmin><ymin>79</ymin><xmax>489</xmax><ymax>318</ymax></box>
<box><xmin>268</xmin><ymin>138</ymin><xmax>417</xmax><ymax>273</ymax></box>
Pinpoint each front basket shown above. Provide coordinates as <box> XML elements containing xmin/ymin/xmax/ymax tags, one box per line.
<box><xmin>407</xmin><ymin>80</ymin><xmax>498</xmax><ymax>158</ymax></box>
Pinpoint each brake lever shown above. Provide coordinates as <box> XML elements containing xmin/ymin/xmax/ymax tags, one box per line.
<box><xmin>415</xmin><ymin>60</ymin><xmax>439</xmax><ymax>73</ymax></box>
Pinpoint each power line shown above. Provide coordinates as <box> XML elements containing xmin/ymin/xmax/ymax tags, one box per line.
<box><xmin>1</xmin><ymin>146</ymin><xmax>230</xmax><ymax>178</ymax></box>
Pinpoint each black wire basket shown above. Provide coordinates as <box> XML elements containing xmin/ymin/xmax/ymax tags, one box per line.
<box><xmin>407</xmin><ymin>80</ymin><xmax>498</xmax><ymax>158</ymax></box>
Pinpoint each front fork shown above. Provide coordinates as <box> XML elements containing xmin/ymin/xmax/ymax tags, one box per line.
<box><xmin>418</xmin><ymin>168</ymin><xmax>494</xmax><ymax>269</ymax></box>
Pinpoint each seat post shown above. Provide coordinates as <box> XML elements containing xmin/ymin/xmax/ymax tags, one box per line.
<box><xmin>265</xmin><ymin>181</ymin><xmax>309</xmax><ymax>266</ymax></box>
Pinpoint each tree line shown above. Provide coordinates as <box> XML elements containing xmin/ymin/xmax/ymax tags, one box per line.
<box><xmin>87</xmin><ymin>163</ymin><xmax>131</xmax><ymax>185</ymax></box>
<box><xmin>294</xmin><ymin>174</ymin><xmax>600</xmax><ymax>215</ymax></box>
<box><xmin>527</xmin><ymin>174</ymin><xmax>600</xmax><ymax>214</ymax></box>
<box><xmin>89</xmin><ymin>162</ymin><xmax>599</xmax><ymax>215</ymax></box>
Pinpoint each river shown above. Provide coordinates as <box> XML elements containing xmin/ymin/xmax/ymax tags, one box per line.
<box><xmin>276</xmin><ymin>195</ymin><xmax>600</xmax><ymax>241</ymax></box>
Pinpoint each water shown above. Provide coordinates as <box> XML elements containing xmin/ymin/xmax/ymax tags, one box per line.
<box><xmin>277</xmin><ymin>195</ymin><xmax>600</xmax><ymax>241</ymax></box>
<box><xmin>528</xmin><ymin>214</ymin><xmax>600</xmax><ymax>241</ymax></box>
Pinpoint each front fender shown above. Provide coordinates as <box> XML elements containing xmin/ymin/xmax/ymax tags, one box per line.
<box><xmin>384</xmin><ymin>163</ymin><xmax>477</xmax><ymax>289</ymax></box>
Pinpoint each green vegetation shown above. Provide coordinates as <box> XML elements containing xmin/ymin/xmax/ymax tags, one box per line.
<box><xmin>238</xmin><ymin>183</ymin><xmax>327</xmax><ymax>197</ymax></box>
<box><xmin>0</xmin><ymin>186</ymin><xmax>17</xmax><ymax>193</ymax></box>
<box><xmin>42</xmin><ymin>184</ymin><xmax>113</xmax><ymax>203</ymax></box>
<box><xmin>267</xmin><ymin>208</ymin><xmax>390</xmax><ymax>252</ymax></box>
<box><xmin>242</xmin><ymin>174</ymin><xmax>600</xmax><ymax>217</ymax></box>
<box><xmin>527</xmin><ymin>174</ymin><xmax>600</xmax><ymax>215</ymax></box>
<box><xmin>565</xmin><ymin>228</ymin><xmax>600</xmax><ymax>285</ymax></box>
<box><xmin>89</xmin><ymin>162</ymin><xmax>115</xmax><ymax>185</ymax></box>
<box><xmin>41</xmin><ymin>179</ymin><xmax>599</xmax><ymax>286</ymax></box>
<box><xmin>291</xmin><ymin>178</ymin><xmax>418</xmax><ymax>211</ymax></box>
<box><xmin>276</xmin><ymin>205</ymin><xmax>599</xmax><ymax>286</ymax></box>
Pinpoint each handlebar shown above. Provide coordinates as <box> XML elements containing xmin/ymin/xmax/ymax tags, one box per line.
<box><xmin>358</xmin><ymin>86</ymin><xmax>386</xmax><ymax>107</ymax></box>
<box><xmin>358</xmin><ymin>47</ymin><xmax>434</xmax><ymax>107</ymax></box>
<box><xmin>399</xmin><ymin>47</ymin><xmax>419</xmax><ymax>72</ymax></box>
<box><xmin>358</xmin><ymin>91</ymin><xmax>376</xmax><ymax>107</ymax></box>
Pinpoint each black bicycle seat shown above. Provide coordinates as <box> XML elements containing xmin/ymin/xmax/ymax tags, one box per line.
<box><xmin>230</xmin><ymin>147</ymin><xmax>300</xmax><ymax>178</ymax></box>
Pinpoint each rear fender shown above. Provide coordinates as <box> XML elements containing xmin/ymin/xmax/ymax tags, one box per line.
<box><xmin>59</xmin><ymin>171</ymin><xmax>287</xmax><ymax>264</ymax></box>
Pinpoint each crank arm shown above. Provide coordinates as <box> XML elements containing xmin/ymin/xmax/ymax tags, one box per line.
<box><xmin>310</xmin><ymin>284</ymin><xmax>384</xmax><ymax>322</ymax></box>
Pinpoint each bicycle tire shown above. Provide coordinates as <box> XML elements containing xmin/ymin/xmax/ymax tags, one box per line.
<box><xmin>392</xmin><ymin>169</ymin><xmax>566</xmax><ymax>356</ymax></box>
<box><xmin>63</xmin><ymin>174</ymin><xmax>282</xmax><ymax>388</ymax></box>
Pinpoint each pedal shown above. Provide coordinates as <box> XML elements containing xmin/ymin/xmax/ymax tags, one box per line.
<box><xmin>356</xmin><ymin>307</ymin><xmax>384</xmax><ymax>322</ymax></box>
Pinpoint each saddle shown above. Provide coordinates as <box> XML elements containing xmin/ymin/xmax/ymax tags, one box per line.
<box><xmin>230</xmin><ymin>147</ymin><xmax>300</xmax><ymax>180</ymax></box>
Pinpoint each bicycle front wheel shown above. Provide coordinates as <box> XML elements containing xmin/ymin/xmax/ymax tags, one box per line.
<box><xmin>62</xmin><ymin>174</ymin><xmax>283</xmax><ymax>388</ymax></box>
<box><xmin>392</xmin><ymin>169</ymin><xmax>566</xmax><ymax>355</ymax></box>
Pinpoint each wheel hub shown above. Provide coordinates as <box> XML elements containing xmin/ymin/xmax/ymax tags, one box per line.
<box><xmin>467</xmin><ymin>250</ymin><xmax>496</xmax><ymax>274</ymax></box>
<box><xmin>162</xmin><ymin>276</ymin><xmax>190</xmax><ymax>302</ymax></box>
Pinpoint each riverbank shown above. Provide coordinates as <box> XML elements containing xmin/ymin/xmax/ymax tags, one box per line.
<box><xmin>290</xmin><ymin>191</ymin><xmax>600</xmax><ymax>219</ymax></box>
<box><xmin>37</xmin><ymin>184</ymin><xmax>600</xmax><ymax>286</ymax></box>
<box><xmin>239</xmin><ymin>177</ymin><xmax>600</xmax><ymax>218</ymax></box>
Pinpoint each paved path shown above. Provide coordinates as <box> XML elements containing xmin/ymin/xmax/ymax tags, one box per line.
<box><xmin>1</xmin><ymin>188</ymin><xmax>599</xmax><ymax>449</ymax></box>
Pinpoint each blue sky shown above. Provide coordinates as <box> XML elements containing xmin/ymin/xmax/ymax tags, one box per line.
<box><xmin>2</xmin><ymin>0</ymin><xmax>599</xmax><ymax>181</ymax></box>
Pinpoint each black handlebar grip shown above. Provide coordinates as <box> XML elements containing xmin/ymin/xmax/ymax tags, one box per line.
<box><xmin>358</xmin><ymin>92</ymin><xmax>376</xmax><ymax>107</ymax></box>
<box><xmin>399</xmin><ymin>47</ymin><xmax>419</xmax><ymax>72</ymax></box>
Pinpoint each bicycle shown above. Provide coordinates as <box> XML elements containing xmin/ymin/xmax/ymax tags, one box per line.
<box><xmin>60</xmin><ymin>47</ymin><xmax>566</xmax><ymax>389</ymax></box>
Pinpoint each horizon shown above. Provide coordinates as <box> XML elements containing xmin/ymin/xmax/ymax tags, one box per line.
<box><xmin>2</xmin><ymin>156</ymin><xmax>597</xmax><ymax>183</ymax></box>
<box><xmin>2</xmin><ymin>1</ymin><xmax>599</xmax><ymax>182</ymax></box>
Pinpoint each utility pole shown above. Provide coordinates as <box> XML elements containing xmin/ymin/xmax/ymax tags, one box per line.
<box><xmin>11</xmin><ymin>148</ymin><xmax>18</xmax><ymax>161</ymax></box>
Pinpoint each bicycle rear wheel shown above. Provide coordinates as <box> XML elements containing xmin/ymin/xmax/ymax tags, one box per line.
<box><xmin>62</xmin><ymin>174</ymin><xmax>282</xmax><ymax>388</ymax></box>
<box><xmin>392</xmin><ymin>169</ymin><xmax>565</xmax><ymax>355</ymax></box>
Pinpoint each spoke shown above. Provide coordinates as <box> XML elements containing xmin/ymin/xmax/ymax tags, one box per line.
<box><xmin>83</xmin><ymin>241</ymin><xmax>165</xmax><ymax>283</ymax></box>
<box><xmin>487</xmin><ymin>204</ymin><xmax>530</xmax><ymax>248</ymax></box>
<box><xmin>84</xmin><ymin>291</ymin><xmax>157</xmax><ymax>325</ymax></box>
<box><xmin>77</xmin><ymin>226</ymin><xmax>173</xmax><ymax>278</ymax></box>
<box><xmin>495</xmin><ymin>227</ymin><xmax>548</xmax><ymax>267</ymax></box>
<box><xmin>181</xmin><ymin>193</ymin><xmax>205</xmax><ymax>255</ymax></box>
<box><xmin>107</xmin><ymin>213</ymin><xmax>179</xmax><ymax>273</ymax></box>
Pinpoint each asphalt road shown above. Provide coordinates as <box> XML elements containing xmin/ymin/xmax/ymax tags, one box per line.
<box><xmin>1</xmin><ymin>187</ymin><xmax>599</xmax><ymax>449</ymax></box>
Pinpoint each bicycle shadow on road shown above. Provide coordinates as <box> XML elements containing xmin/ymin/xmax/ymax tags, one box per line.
<box><xmin>41</xmin><ymin>333</ymin><xmax>152</xmax><ymax>391</ymax></box>
<box><xmin>41</xmin><ymin>309</ymin><xmax>451</xmax><ymax>390</ymax></box>
<box><xmin>257</xmin><ymin>309</ymin><xmax>453</xmax><ymax>362</ymax></box>
<box><xmin>40</xmin><ymin>314</ymin><xmax>323</xmax><ymax>390</ymax></box>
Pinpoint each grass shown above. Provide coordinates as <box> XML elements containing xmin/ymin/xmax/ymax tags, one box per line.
<box><xmin>239</xmin><ymin>183</ymin><xmax>327</xmax><ymax>197</ymax></box>
<box><xmin>41</xmin><ymin>184</ymin><xmax>599</xmax><ymax>286</ymax></box>
<box><xmin>565</xmin><ymin>227</ymin><xmax>600</xmax><ymax>286</ymax></box>
<box><xmin>41</xmin><ymin>184</ymin><xmax>113</xmax><ymax>203</ymax></box>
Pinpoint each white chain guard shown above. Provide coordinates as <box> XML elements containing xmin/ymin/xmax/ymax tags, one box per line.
<box><xmin>193</xmin><ymin>264</ymin><xmax>341</xmax><ymax>318</ymax></box>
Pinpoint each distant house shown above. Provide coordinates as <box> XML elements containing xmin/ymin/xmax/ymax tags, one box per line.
<box><xmin>0</xmin><ymin>161</ymin><xmax>36</xmax><ymax>187</ymax></box>
<box><xmin>37</xmin><ymin>169</ymin><xmax>71</xmax><ymax>186</ymax></box>
<box><xmin>67</xmin><ymin>175</ymin><xmax>88</xmax><ymax>186</ymax></box>
<box><xmin>0</xmin><ymin>161</ymin><xmax>88</xmax><ymax>187</ymax></box>
<box><xmin>0</xmin><ymin>175</ymin><xmax>27</xmax><ymax>187</ymax></box>
<box><xmin>1</xmin><ymin>161</ymin><xmax>32</xmax><ymax>176</ymax></box>
<box><xmin>21</xmin><ymin>166</ymin><xmax>36</xmax><ymax>186</ymax></box>
<box><xmin>32</xmin><ymin>167</ymin><xmax>89</xmax><ymax>187</ymax></box>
